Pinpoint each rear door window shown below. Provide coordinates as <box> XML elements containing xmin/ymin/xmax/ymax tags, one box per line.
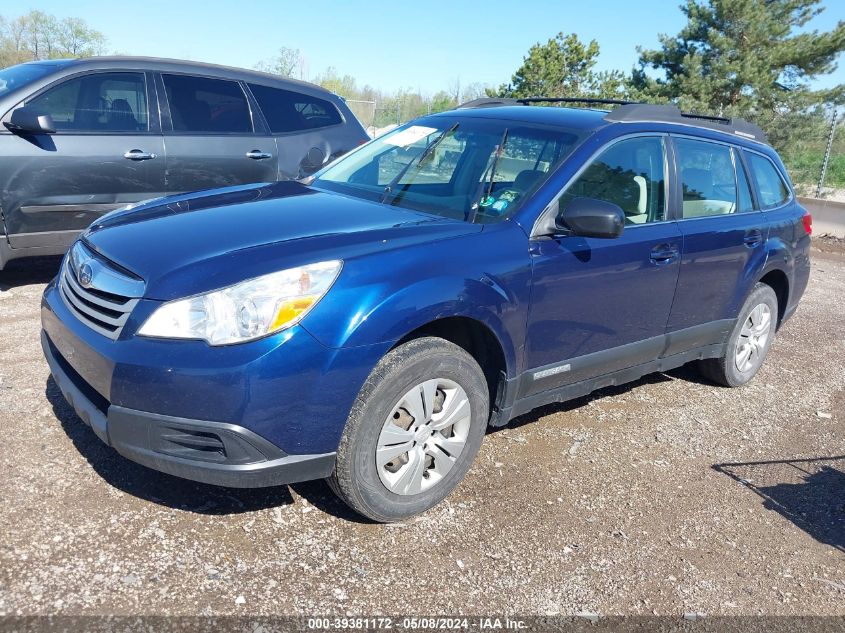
<box><xmin>747</xmin><ymin>153</ymin><xmax>790</xmax><ymax>209</ymax></box>
<box><xmin>26</xmin><ymin>72</ymin><xmax>148</xmax><ymax>132</ymax></box>
<box><xmin>248</xmin><ymin>83</ymin><xmax>343</xmax><ymax>133</ymax></box>
<box><xmin>162</xmin><ymin>74</ymin><xmax>252</xmax><ymax>133</ymax></box>
<box><xmin>676</xmin><ymin>137</ymin><xmax>741</xmax><ymax>218</ymax></box>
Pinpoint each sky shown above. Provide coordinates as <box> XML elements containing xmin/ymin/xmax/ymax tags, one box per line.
<box><xmin>10</xmin><ymin>0</ymin><xmax>845</xmax><ymax>96</ymax></box>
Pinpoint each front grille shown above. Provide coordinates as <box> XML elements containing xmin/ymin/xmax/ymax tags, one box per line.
<box><xmin>59</xmin><ymin>242</ymin><xmax>143</xmax><ymax>340</ymax></box>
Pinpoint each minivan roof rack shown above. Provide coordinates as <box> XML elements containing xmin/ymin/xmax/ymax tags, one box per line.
<box><xmin>456</xmin><ymin>97</ymin><xmax>768</xmax><ymax>143</ymax></box>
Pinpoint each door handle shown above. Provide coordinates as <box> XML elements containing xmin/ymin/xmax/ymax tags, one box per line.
<box><xmin>123</xmin><ymin>149</ymin><xmax>156</xmax><ymax>161</ymax></box>
<box><xmin>246</xmin><ymin>150</ymin><xmax>272</xmax><ymax>160</ymax></box>
<box><xmin>743</xmin><ymin>229</ymin><xmax>763</xmax><ymax>247</ymax></box>
<box><xmin>650</xmin><ymin>244</ymin><xmax>679</xmax><ymax>265</ymax></box>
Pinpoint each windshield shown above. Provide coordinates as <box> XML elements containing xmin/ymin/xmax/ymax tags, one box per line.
<box><xmin>0</xmin><ymin>62</ymin><xmax>57</xmax><ymax>98</ymax></box>
<box><xmin>312</xmin><ymin>117</ymin><xmax>584</xmax><ymax>223</ymax></box>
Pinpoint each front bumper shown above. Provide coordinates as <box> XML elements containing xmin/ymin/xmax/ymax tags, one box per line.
<box><xmin>43</xmin><ymin>331</ymin><xmax>335</xmax><ymax>487</ymax></box>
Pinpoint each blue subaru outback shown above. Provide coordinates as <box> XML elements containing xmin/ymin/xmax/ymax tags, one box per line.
<box><xmin>41</xmin><ymin>98</ymin><xmax>811</xmax><ymax>522</ymax></box>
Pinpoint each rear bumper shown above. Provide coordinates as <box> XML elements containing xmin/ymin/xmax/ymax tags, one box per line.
<box><xmin>43</xmin><ymin>330</ymin><xmax>335</xmax><ymax>488</ymax></box>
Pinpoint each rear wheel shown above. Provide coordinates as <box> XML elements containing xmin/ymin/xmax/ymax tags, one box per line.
<box><xmin>329</xmin><ymin>337</ymin><xmax>489</xmax><ymax>522</ymax></box>
<box><xmin>698</xmin><ymin>283</ymin><xmax>778</xmax><ymax>387</ymax></box>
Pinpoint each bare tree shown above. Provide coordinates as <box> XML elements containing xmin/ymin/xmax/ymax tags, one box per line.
<box><xmin>255</xmin><ymin>47</ymin><xmax>304</xmax><ymax>79</ymax></box>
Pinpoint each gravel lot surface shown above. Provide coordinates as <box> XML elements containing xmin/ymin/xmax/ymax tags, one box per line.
<box><xmin>0</xmin><ymin>241</ymin><xmax>843</xmax><ymax>618</ymax></box>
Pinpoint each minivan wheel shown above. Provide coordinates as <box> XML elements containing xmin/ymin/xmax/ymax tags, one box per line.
<box><xmin>698</xmin><ymin>283</ymin><xmax>778</xmax><ymax>387</ymax></box>
<box><xmin>329</xmin><ymin>337</ymin><xmax>489</xmax><ymax>522</ymax></box>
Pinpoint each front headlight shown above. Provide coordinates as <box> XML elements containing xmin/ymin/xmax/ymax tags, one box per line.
<box><xmin>138</xmin><ymin>261</ymin><xmax>342</xmax><ymax>345</ymax></box>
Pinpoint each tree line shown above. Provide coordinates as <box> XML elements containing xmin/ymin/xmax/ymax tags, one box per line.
<box><xmin>0</xmin><ymin>10</ymin><xmax>105</xmax><ymax>65</ymax></box>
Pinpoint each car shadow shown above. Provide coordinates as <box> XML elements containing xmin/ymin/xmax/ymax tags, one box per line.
<box><xmin>497</xmin><ymin>371</ymin><xmax>676</xmax><ymax>430</ymax></box>
<box><xmin>496</xmin><ymin>361</ymin><xmax>723</xmax><ymax>431</ymax></box>
<box><xmin>0</xmin><ymin>255</ymin><xmax>63</xmax><ymax>291</ymax></box>
<box><xmin>713</xmin><ymin>455</ymin><xmax>845</xmax><ymax>553</ymax></box>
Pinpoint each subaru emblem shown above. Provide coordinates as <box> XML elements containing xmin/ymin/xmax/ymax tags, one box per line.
<box><xmin>78</xmin><ymin>263</ymin><xmax>94</xmax><ymax>288</ymax></box>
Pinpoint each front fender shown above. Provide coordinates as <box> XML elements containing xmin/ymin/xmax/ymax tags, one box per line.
<box><xmin>301</xmin><ymin>221</ymin><xmax>532</xmax><ymax>379</ymax></box>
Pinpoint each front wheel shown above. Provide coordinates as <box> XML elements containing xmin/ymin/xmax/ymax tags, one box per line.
<box><xmin>698</xmin><ymin>283</ymin><xmax>778</xmax><ymax>387</ymax></box>
<box><xmin>329</xmin><ymin>337</ymin><xmax>489</xmax><ymax>522</ymax></box>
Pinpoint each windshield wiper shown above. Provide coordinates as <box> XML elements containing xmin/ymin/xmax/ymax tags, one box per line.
<box><xmin>467</xmin><ymin>128</ymin><xmax>509</xmax><ymax>222</ymax></box>
<box><xmin>380</xmin><ymin>123</ymin><xmax>459</xmax><ymax>205</ymax></box>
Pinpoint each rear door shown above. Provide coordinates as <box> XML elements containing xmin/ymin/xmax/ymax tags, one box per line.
<box><xmin>666</xmin><ymin>136</ymin><xmax>765</xmax><ymax>337</ymax></box>
<box><xmin>0</xmin><ymin>70</ymin><xmax>165</xmax><ymax>250</ymax></box>
<box><xmin>156</xmin><ymin>73</ymin><xmax>278</xmax><ymax>194</ymax></box>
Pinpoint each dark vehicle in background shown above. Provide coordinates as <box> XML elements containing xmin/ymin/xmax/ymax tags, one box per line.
<box><xmin>0</xmin><ymin>57</ymin><xmax>368</xmax><ymax>269</ymax></box>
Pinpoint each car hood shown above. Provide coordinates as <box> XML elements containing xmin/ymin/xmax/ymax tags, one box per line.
<box><xmin>82</xmin><ymin>181</ymin><xmax>482</xmax><ymax>300</ymax></box>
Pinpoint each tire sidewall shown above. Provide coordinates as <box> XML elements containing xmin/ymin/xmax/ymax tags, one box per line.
<box><xmin>338</xmin><ymin>339</ymin><xmax>489</xmax><ymax>521</ymax></box>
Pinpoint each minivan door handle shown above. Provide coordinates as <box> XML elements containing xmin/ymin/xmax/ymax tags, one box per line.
<box><xmin>246</xmin><ymin>150</ymin><xmax>272</xmax><ymax>160</ymax></box>
<box><xmin>123</xmin><ymin>149</ymin><xmax>156</xmax><ymax>161</ymax></box>
<box><xmin>649</xmin><ymin>243</ymin><xmax>680</xmax><ymax>265</ymax></box>
<box><xmin>743</xmin><ymin>229</ymin><xmax>763</xmax><ymax>247</ymax></box>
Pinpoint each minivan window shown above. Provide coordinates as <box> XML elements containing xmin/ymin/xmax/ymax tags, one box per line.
<box><xmin>747</xmin><ymin>153</ymin><xmax>790</xmax><ymax>209</ymax></box>
<box><xmin>676</xmin><ymin>137</ymin><xmax>739</xmax><ymax>218</ymax></box>
<box><xmin>560</xmin><ymin>136</ymin><xmax>666</xmax><ymax>224</ymax></box>
<box><xmin>25</xmin><ymin>72</ymin><xmax>148</xmax><ymax>132</ymax></box>
<box><xmin>248</xmin><ymin>83</ymin><xmax>343</xmax><ymax>133</ymax></box>
<box><xmin>0</xmin><ymin>62</ymin><xmax>57</xmax><ymax>97</ymax></box>
<box><xmin>163</xmin><ymin>74</ymin><xmax>252</xmax><ymax>133</ymax></box>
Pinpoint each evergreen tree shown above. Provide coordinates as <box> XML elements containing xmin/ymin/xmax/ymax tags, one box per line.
<box><xmin>499</xmin><ymin>32</ymin><xmax>628</xmax><ymax>99</ymax></box>
<box><xmin>633</xmin><ymin>0</ymin><xmax>845</xmax><ymax>116</ymax></box>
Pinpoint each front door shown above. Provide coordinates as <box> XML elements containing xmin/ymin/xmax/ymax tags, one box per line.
<box><xmin>156</xmin><ymin>73</ymin><xmax>278</xmax><ymax>195</ymax></box>
<box><xmin>0</xmin><ymin>70</ymin><xmax>165</xmax><ymax>251</ymax></box>
<box><xmin>523</xmin><ymin>135</ymin><xmax>681</xmax><ymax>397</ymax></box>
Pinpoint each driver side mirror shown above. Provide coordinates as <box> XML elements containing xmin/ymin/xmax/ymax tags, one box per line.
<box><xmin>555</xmin><ymin>197</ymin><xmax>625</xmax><ymax>239</ymax></box>
<box><xmin>5</xmin><ymin>106</ymin><xmax>56</xmax><ymax>135</ymax></box>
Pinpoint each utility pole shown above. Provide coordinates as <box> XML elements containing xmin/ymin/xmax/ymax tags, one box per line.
<box><xmin>817</xmin><ymin>109</ymin><xmax>839</xmax><ymax>198</ymax></box>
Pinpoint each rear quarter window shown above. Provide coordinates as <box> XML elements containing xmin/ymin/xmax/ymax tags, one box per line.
<box><xmin>248</xmin><ymin>83</ymin><xmax>343</xmax><ymax>133</ymax></box>
<box><xmin>747</xmin><ymin>153</ymin><xmax>791</xmax><ymax>209</ymax></box>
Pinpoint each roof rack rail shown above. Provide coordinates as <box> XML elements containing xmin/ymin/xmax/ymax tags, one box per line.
<box><xmin>605</xmin><ymin>104</ymin><xmax>767</xmax><ymax>143</ymax></box>
<box><xmin>455</xmin><ymin>98</ymin><xmax>768</xmax><ymax>144</ymax></box>
<box><xmin>457</xmin><ymin>97</ymin><xmax>521</xmax><ymax>108</ymax></box>
<box><xmin>517</xmin><ymin>97</ymin><xmax>636</xmax><ymax>106</ymax></box>
<box><xmin>457</xmin><ymin>96</ymin><xmax>636</xmax><ymax>109</ymax></box>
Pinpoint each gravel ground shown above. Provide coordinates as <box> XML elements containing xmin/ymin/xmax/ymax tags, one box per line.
<box><xmin>0</xmin><ymin>241</ymin><xmax>843</xmax><ymax>618</ymax></box>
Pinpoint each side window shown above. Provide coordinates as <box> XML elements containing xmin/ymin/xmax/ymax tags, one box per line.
<box><xmin>248</xmin><ymin>83</ymin><xmax>343</xmax><ymax>133</ymax></box>
<box><xmin>26</xmin><ymin>72</ymin><xmax>147</xmax><ymax>132</ymax></box>
<box><xmin>561</xmin><ymin>136</ymin><xmax>665</xmax><ymax>224</ymax></box>
<box><xmin>735</xmin><ymin>150</ymin><xmax>755</xmax><ymax>213</ymax></box>
<box><xmin>747</xmin><ymin>153</ymin><xmax>790</xmax><ymax>209</ymax></box>
<box><xmin>162</xmin><ymin>74</ymin><xmax>252</xmax><ymax>133</ymax></box>
<box><xmin>676</xmin><ymin>138</ymin><xmax>739</xmax><ymax>218</ymax></box>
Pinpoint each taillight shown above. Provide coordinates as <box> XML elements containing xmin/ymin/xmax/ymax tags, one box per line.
<box><xmin>802</xmin><ymin>213</ymin><xmax>812</xmax><ymax>236</ymax></box>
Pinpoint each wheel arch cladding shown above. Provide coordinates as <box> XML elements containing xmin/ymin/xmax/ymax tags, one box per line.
<box><xmin>392</xmin><ymin>316</ymin><xmax>509</xmax><ymax>420</ymax></box>
<box><xmin>758</xmin><ymin>268</ymin><xmax>789</xmax><ymax>329</ymax></box>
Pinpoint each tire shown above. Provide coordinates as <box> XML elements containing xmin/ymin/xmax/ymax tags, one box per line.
<box><xmin>329</xmin><ymin>337</ymin><xmax>489</xmax><ymax>522</ymax></box>
<box><xmin>698</xmin><ymin>283</ymin><xmax>778</xmax><ymax>387</ymax></box>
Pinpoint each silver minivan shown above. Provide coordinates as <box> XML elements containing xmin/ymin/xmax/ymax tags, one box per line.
<box><xmin>0</xmin><ymin>57</ymin><xmax>368</xmax><ymax>270</ymax></box>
